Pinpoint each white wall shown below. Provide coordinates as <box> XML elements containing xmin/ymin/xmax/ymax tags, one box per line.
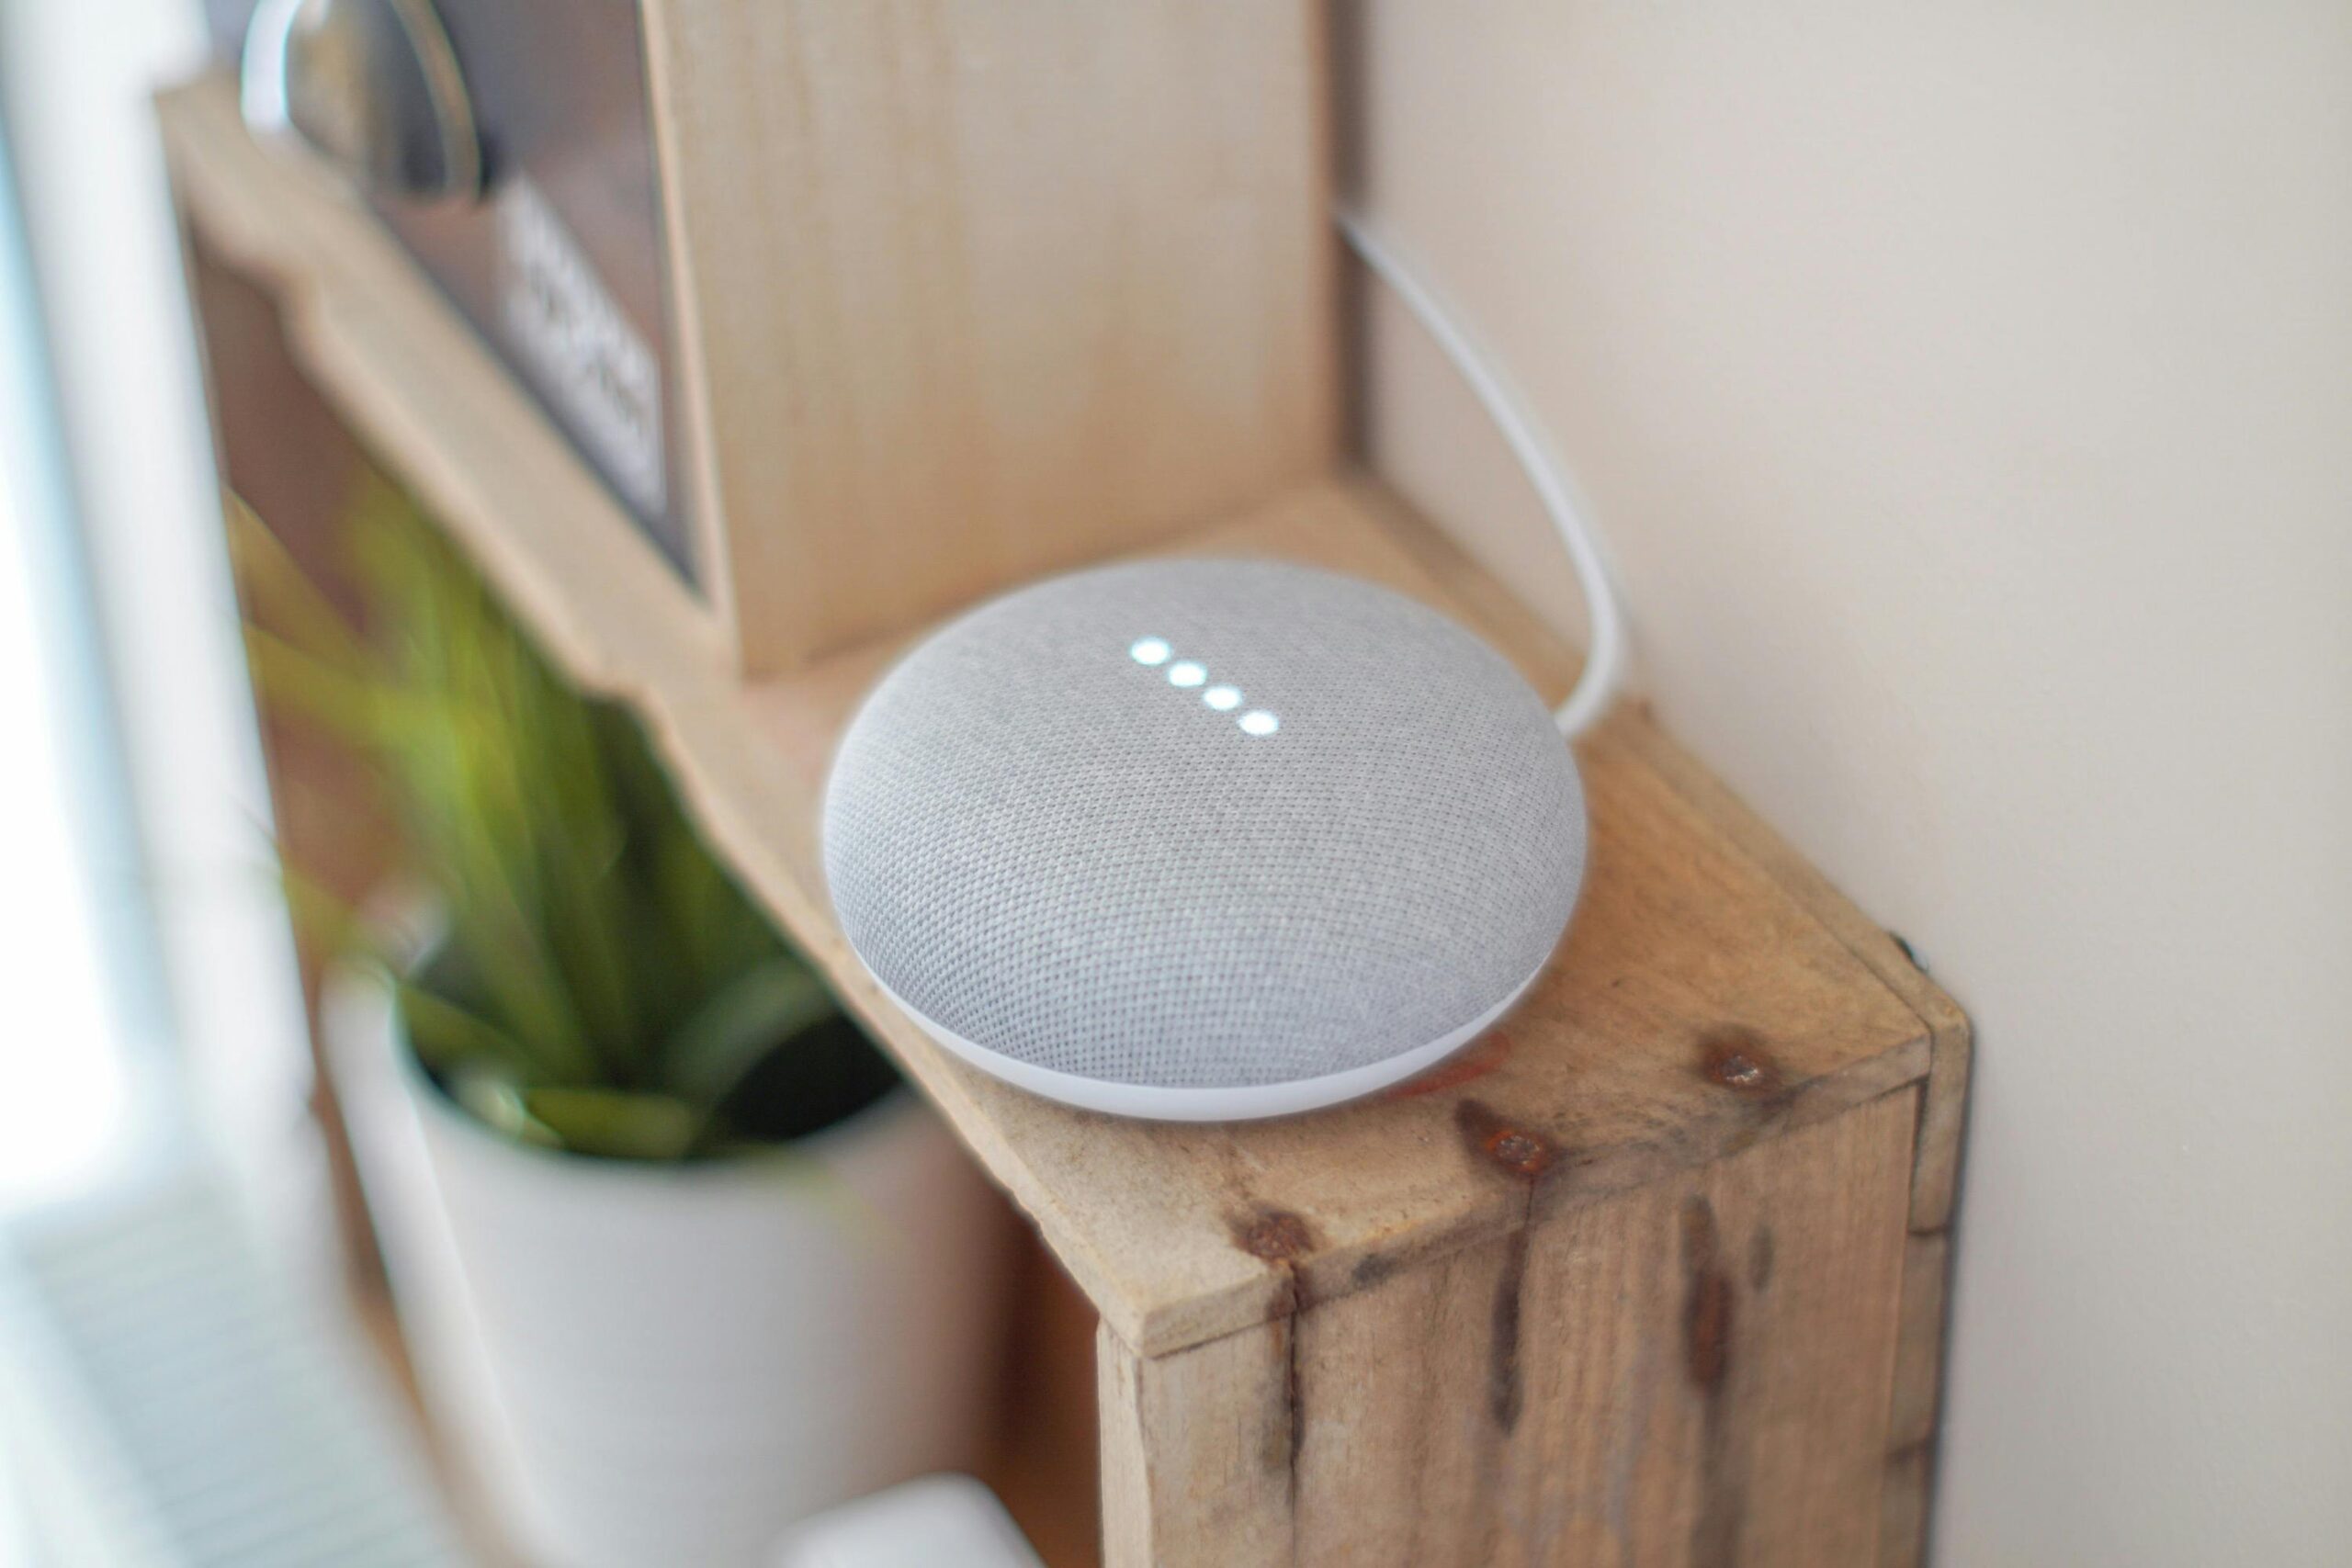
<box><xmin>1350</xmin><ymin>4</ymin><xmax>2352</xmax><ymax>1563</ymax></box>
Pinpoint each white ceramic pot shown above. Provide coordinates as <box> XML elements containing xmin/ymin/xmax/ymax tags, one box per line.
<box><xmin>321</xmin><ymin>956</ymin><xmax>1012</xmax><ymax>1568</ymax></box>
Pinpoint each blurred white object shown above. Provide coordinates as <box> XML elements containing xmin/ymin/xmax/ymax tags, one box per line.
<box><xmin>0</xmin><ymin>1178</ymin><xmax>466</xmax><ymax>1566</ymax></box>
<box><xmin>322</xmin><ymin>942</ymin><xmax>1014</xmax><ymax>1568</ymax></box>
<box><xmin>773</xmin><ymin>1475</ymin><xmax>1042</xmax><ymax>1568</ymax></box>
<box><xmin>0</xmin><ymin>0</ymin><xmax>318</xmax><ymax>1248</ymax></box>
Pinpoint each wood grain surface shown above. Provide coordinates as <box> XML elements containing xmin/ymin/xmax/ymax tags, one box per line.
<box><xmin>642</xmin><ymin>0</ymin><xmax>1339</xmax><ymax>671</ymax></box>
<box><xmin>1100</xmin><ymin>1090</ymin><xmax>1919</xmax><ymax>1566</ymax></box>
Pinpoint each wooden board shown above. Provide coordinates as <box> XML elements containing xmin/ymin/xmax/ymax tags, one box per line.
<box><xmin>1100</xmin><ymin>1089</ymin><xmax>1919</xmax><ymax>1566</ymax></box>
<box><xmin>642</xmin><ymin>0</ymin><xmax>1339</xmax><ymax>671</ymax></box>
<box><xmin>1606</xmin><ymin>719</ymin><xmax>1972</xmax><ymax>1565</ymax></box>
<box><xmin>157</xmin><ymin>73</ymin><xmax>1953</xmax><ymax>1371</ymax></box>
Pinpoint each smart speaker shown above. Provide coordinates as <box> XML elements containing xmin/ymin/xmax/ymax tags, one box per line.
<box><xmin>821</xmin><ymin>558</ymin><xmax>1587</xmax><ymax>1121</ymax></box>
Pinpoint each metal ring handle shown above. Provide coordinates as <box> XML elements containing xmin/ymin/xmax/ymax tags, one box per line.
<box><xmin>240</xmin><ymin>0</ymin><xmax>481</xmax><ymax>203</ymax></box>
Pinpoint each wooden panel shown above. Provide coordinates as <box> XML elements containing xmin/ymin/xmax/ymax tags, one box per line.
<box><xmin>642</xmin><ymin>0</ymin><xmax>1340</xmax><ymax>671</ymax></box>
<box><xmin>1609</xmin><ymin>722</ymin><xmax>1972</xmax><ymax>1235</ymax></box>
<box><xmin>1875</xmin><ymin>1443</ymin><xmax>1936</xmax><ymax>1568</ymax></box>
<box><xmin>1102</xmin><ymin>1089</ymin><xmax>1917</xmax><ymax>1567</ymax></box>
<box><xmin>1878</xmin><ymin>1231</ymin><xmax>1954</xmax><ymax>1568</ymax></box>
<box><xmin>986</xmin><ymin>1234</ymin><xmax>1103</xmax><ymax>1568</ymax></box>
<box><xmin>156</xmin><ymin>77</ymin><xmax>727</xmax><ymax>699</ymax></box>
<box><xmin>1885</xmin><ymin>1234</ymin><xmax>1953</xmax><ymax>1457</ymax></box>
<box><xmin>159</xmin><ymin>72</ymin><xmax>1958</xmax><ymax>1373</ymax></box>
<box><xmin>1606</xmin><ymin>716</ymin><xmax>1973</xmax><ymax>1565</ymax></box>
<box><xmin>1101</xmin><ymin>1316</ymin><xmax>1296</xmax><ymax>1568</ymax></box>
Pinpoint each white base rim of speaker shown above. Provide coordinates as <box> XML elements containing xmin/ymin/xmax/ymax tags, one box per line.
<box><xmin>858</xmin><ymin>963</ymin><xmax>1545</xmax><ymax>1122</ymax></box>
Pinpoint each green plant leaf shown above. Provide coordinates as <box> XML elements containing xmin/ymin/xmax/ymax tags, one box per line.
<box><xmin>396</xmin><ymin>978</ymin><xmax>537</xmax><ymax>1079</ymax></box>
<box><xmin>241</xmin><ymin>473</ymin><xmax>886</xmax><ymax>1159</ymax></box>
<box><xmin>448</xmin><ymin>1066</ymin><xmax>562</xmax><ymax>1149</ymax></box>
<box><xmin>522</xmin><ymin>1087</ymin><xmax>700</xmax><ymax>1161</ymax></box>
<box><xmin>442</xmin><ymin>1062</ymin><xmax>555</xmax><ymax>1146</ymax></box>
<box><xmin>658</xmin><ymin>956</ymin><xmax>840</xmax><ymax>1111</ymax></box>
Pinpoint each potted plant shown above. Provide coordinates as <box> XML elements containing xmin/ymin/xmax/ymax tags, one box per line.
<box><xmin>235</xmin><ymin>481</ymin><xmax>1012</xmax><ymax>1568</ymax></box>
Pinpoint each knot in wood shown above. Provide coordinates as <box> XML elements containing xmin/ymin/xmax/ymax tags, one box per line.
<box><xmin>1234</xmin><ymin>1209</ymin><xmax>1315</xmax><ymax>1262</ymax></box>
<box><xmin>1699</xmin><ymin>1026</ymin><xmax>1783</xmax><ymax>1096</ymax></box>
<box><xmin>1714</xmin><ymin>1054</ymin><xmax>1767</xmax><ymax>1089</ymax></box>
<box><xmin>1454</xmin><ymin>1099</ymin><xmax>1558</xmax><ymax>1180</ymax></box>
<box><xmin>1483</xmin><ymin>1128</ymin><xmax>1555</xmax><ymax>1178</ymax></box>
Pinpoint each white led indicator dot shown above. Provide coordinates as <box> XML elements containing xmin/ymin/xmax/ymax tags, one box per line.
<box><xmin>1167</xmin><ymin>661</ymin><xmax>1207</xmax><ymax>689</ymax></box>
<box><xmin>1238</xmin><ymin>710</ymin><xmax>1280</xmax><ymax>737</ymax></box>
<box><xmin>1203</xmin><ymin>685</ymin><xmax>1242</xmax><ymax>712</ymax></box>
<box><xmin>1129</xmin><ymin>637</ymin><xmax>1171</xmax><ymax>667</ymax></box>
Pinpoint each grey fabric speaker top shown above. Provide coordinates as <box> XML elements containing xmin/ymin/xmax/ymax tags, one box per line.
<box><xmin>821</xmin><ymin>559</ymin><xmax>1586</xmax><ymax>1100</ymax></box>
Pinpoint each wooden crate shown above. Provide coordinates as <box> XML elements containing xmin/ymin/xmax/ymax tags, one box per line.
<box><xmin>161</xmin><ymin>71</ymin><xmax>1965</xmax><ymax>1568</ymax></box>
<box><xmin>649</xmin><ymin>1</ymin><xmax>1338</xmax><ymax>673</ymax></box>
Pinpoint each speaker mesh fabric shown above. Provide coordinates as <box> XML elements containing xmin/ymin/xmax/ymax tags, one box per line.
<box><xmin>822</xmin><ymin>559</ymin><xmax>1586</xmax><ymax>1093</ymax></box>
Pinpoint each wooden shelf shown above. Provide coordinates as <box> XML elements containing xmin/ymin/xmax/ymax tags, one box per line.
<box><xmin>163</xmin><ymin>72</ymin><xmax>1967</xmax><ymax>1566</ymax></box>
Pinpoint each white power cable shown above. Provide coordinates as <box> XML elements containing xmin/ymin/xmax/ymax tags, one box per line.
<box><xmin>1335</xmin><ymin>209</ymin><xmax>1630</xmax><ymax>739</ymax></box>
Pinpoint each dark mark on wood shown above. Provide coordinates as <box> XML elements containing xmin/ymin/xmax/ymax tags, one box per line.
<box><xmin>1453</xmin><ymin>1098</ymin><xmax>1558</xmax><ymax>1178</ymax></box>
<box><xmin>1228</xmin><ymin>1206</ymin><xmax>1317</xmax><ymax>1490</ymax></box>
<box><xmin>1699</xmin><ymin>1024</ymin><xmax>1784</xmax><ymax>1097</ymax></box>
<box><xmin>1453</xmin><ymin>1100</ymin><xmax>1557</xmax><ymax>1434</ymax></box>
<box><xmin>1351</xmin><ymin>1252</ymin><xmax>1401</xmax><ymax>1289</ymax></box>
<box><xmin>1685</xmin><ymin>1267</ymin><xmax>1735</xmax><ymax>1392</ymax></box>
<box><xmin>1231</xmin><ymin>1206</ymin><xmax>1316</xmax><ymax>1264</ymax></box>
<box><xmin>1680</xmin><ymin>1198</ymin><xmax>1734</xmax><ymax>1392</ymax></box>
<box><xmin>1488</xmin><ymin>1130</ymin><xmax>1550</xmax><ymax>1176</ymax></box>
<box><xmin>1453</xmin><ymin>1097</ymin><xmax>1510</xmax><ymax>1156</ymax></box>
<box><xmin>1281</xmin><ymin>1314</ymin><xmax>1305</xmax><ymax>1484</ymax></box>
<box><xmin>1680</xmin><ymin>1191</ymin><xmax>1720</xmax><ymax>1270</ymax></box>
<box><xmin>1888</xmin><ymin>930</ymin><xmax>1928</xmax><ymax>973</ymax></box>
<box><xmin>1680</xmin><ymin>1194</ymin><xmax>1747</xmax><ymax>1564</ymax></box>
<box><xmin>1490</xmin><ymin>1223</ymin><xmax>1531</xmax><ymax>1432</ymax></box>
